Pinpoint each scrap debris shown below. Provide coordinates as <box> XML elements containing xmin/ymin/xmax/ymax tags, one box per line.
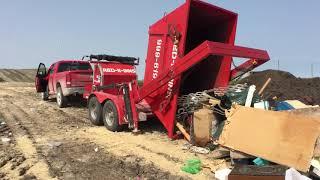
<box><xmin>219</xmin><ymin>105</ymin><xmax>320</xmax><ymax>171</ymax></box>
<box><xmin>181</xmin><ymin>159</ymin><xmax>202</xmax><ymax>174</ymax></box>
<box><xmin>175</xmin><ymin>73</ymin><xmax>320</xmax><ymax>178</ymax></box>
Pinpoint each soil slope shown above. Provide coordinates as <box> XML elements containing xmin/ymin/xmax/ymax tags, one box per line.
<box><xmin>239</xmin><ymin>70</ymin><xmax>320</xmax><ymax>105</ymax></box>
<box><xmin>0</xmin><ymin>69</ymin><xmax>36</xmax><ymax>82</ymax></box>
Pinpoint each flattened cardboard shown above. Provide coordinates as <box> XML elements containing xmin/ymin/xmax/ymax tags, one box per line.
<box><xmin>218</xmin><ymin>105</ymin><xmax>320</xmax><ymax>172</ymax></box>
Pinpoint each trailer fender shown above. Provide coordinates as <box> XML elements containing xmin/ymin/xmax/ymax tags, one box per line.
<box><xmin>91</xmin><ymin>92</ymin><xmax>126</xmax><ymax>125</ymax></box>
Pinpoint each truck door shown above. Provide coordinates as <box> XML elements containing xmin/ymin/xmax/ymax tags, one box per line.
<box><xmin>35</xmin><ymin>63</ymin><xmax>47</xmax><ymax>92</ymax></box>
<box><xmin>47</xmin><ymin>64</ymin><xmax>56</xmax><ymax>94</ymax></box>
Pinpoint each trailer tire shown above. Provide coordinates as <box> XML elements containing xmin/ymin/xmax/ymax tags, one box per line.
<box><xmin>102</xmin><ymin>100</ymin><xmax>120</xmax><ymax>132</ymax></box>
<box><xmin>57</xmin><ymin>86</ymin><xmax>67</xmax><ymax>108</ymax></box>
<box><xmin>88</xmin><ymin>96</ymin><xmax>103</xmax><ymax>126</ymax></box>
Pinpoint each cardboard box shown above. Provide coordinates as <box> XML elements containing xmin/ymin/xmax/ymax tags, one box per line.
<box><xmin>218</xmin><ymin>105</ymin><xmax>320</xmax><ymax>172</ymax></box>
<box><xmin>193</xmin><ymin>108</ymin><xmax>213</xmax><ymax>146</ymax></box>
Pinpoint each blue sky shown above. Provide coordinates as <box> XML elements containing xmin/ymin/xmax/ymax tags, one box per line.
<box><xmin>0</xmin><ymin>0</ymin><xmax>319</xmax><ymax>78</ymax></box>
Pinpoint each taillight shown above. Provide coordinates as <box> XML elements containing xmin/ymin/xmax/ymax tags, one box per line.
<box><xmin>66</xmin><ymin>74</ymin><xmax>71</xmax><ymax>87</ymax></box>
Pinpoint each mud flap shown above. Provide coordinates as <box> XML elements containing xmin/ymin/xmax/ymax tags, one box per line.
<box><xmin>122</xmin><ymin>83</ymin><xmax>138</xmax><ymax>131</ymax></box>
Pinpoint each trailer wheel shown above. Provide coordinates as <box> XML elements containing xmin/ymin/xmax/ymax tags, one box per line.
<box><xmin>88</xmin><ymin>96</ymin><xmax>103</xmax><ymax>126</ymax></box>
<box><xmin>57</xmin><ymin>86</ymin><xmax>67</xmax><ymax>108</ymax></box>
<box><xmin>102</xmin><ymin>100</ymin><xmax>120</xmax><ymax>131</ymax></box>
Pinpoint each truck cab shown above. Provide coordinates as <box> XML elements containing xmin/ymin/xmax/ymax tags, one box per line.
<box><xmin>35</xmin><ymin>60</ymin><xmax>93</xmax><ymax>107</ymax></box>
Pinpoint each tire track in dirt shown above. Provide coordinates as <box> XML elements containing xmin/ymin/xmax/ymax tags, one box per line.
<box><xmin>136</xmin><ymin>144</ymin><xmax>183</xmax><ymax>163</ymax></box>
<box><xmin>0</xmin><ymin>107</ymin><xmax>53</xmax><ymax>179</ymax></box>
<box><xmin>73</xmin><ymin>127</ymin><xmax>225</xmax><ymax>179</ymax></box>
<box><xmin>0</xmin><ymin>117</ymin><xmax>35</xmax><ymax>180</ymax></box>
<box><xmin>45</xmin><ymin>141</ymin><xmax>186</xmax><ymax>180</ymax></box>
<box><xmin>2</xmin><ymin>86</ymin><xmax>90</xmax><ymax>129</ymax></box>
<box><xmin>1</xmin><ymin>94</ymin><xmax>56</xmax><ymax>133</ymax></box>
<box><xmin>0</xmin><ymin>85</ymin><xmax>90</xmax><ymax>179</ymax></box>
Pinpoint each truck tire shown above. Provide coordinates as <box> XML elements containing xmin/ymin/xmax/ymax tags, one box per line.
<box><xmin>102</xmin><ymin>100</ymin><xmax>121</xmax><ymax>131</ymax></box>
<box><xmin>88</xmin><ymin>96</ymin><xmax>103</xmax><ymax>126</ymax></box>
<box><xmin>41</xmin><ymin>86</ymin><xmax>49</xmax><ymax>101</ymax></box>
<box><xmin>56</xmin><ymin>86</ymin><xmax>68</xmax><ymax>108</ymax></box>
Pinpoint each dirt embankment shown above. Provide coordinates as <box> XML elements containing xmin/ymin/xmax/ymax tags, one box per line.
<box><xmin>0</xmin><ymin>69</ymin><xmax>36</xmax><ymax>82</ymax></box>
<box><xmin>238</xmin><ymin>70</ymin><xmax>320</xmax><ymax>105</ymax></box>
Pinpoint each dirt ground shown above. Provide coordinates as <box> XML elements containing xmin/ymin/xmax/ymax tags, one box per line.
<box><xmin>0</xmin><ymin>82</ymin><xmax>227</xmax><ymax>180</ymax></box>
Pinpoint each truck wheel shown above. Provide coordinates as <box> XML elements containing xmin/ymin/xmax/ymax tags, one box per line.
<box><xmin>102</xmin><ymin>100</ymin><xmax>121</xmax><ymax>131</ymax></box>
<box><xmin>41</xmin><ymin>86</ymin><xmax>49</xmax><ymax>101</ymax></box>
<box><xmin>57</xmin><ymin>86</ymin><xmax>67</xmax><ymax>108</ymax></box>
<box><xmin>88</xmin><ymin>96</ymin><xmax>103</xmax><ymax>126</ymax></box>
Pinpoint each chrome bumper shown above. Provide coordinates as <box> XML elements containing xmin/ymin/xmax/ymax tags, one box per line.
<box><xmin>63</xmin><ymin>87</ymin><xmax>84</xmax><ymax>96</ymax></box>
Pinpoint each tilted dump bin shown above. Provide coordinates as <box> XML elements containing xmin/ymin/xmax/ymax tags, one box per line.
<box><xmin>140</xmin><ymin>0</ymin><xmax>269</xmax><ymax>138</ymax></box>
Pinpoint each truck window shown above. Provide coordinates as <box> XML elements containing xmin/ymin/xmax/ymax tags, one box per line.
<box><xmin>70</xmin><ymin>63</ymin><xmax>91</xmax><ymax>70</ymax></box>
<box><xmin>48</xmin><ymin>64</ymin><xmax>55</xmax><ymax>74</ymax></box>
<box><xmin>57</xmin><ymin>62</ymin><xmax>91</xmax><ymax>72</ymax></box>
<box><xmin>37</xmin><ymin>64</ymin><xmax>46</xmax><ymax>76</ymax></box>
<box><xmin>57</xmin><ymin>63</ymin><xmax>69</xmax><ymax>72</ymax></box>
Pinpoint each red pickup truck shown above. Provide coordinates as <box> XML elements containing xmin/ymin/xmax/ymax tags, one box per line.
<box><xmin>35</xmin><ymin>60</ymin><xmax>93</xmax><ymax>107</ymax></box>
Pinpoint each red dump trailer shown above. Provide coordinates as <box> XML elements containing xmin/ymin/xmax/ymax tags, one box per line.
<box><xmin>83</xmin><ymin>0</ymin><xmax>270</xmax><ymax>138</ymax></box>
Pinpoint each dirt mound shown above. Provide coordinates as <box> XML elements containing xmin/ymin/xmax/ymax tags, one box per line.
<box><xmin>238</xmin><ymin>70</ymin><xmax>320</xmax><ymax>105</ymax></box>
<box><xmin>0</xmin><ymin>69</ymin><xmax>36</xmax><ymax>82</ymax></box>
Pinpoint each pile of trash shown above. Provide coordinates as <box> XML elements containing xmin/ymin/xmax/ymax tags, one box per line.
<box><xmin>176</xmin><ymin>77</ymin><xmax>320</xmax><ymax>179</ymax></box>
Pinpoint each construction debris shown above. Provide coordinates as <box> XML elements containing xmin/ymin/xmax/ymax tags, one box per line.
<box><xmin>285</xmin><ymin>100</ymin><xmax>319</xmax><ymax>109</ymax></box>
<box><xmin>181</xmin><ymin>143</ymin><xmax>210</xmax><ymax>154</ymax></box>
<box><xmin>253</xmin><ymin>158</ymin><xmax>269</xmax><ymax>166</ymax></box>
<box><xmin>193</xmin><ymin>108</ymin><xmax>213</xmax><ymax>146</ymax></box>
<box><xmin>176</xmin><ymin>122</ymin><xmax>191</xmax><ymax>142</ymax></box>
<box><xmin>228</xmin><ymin>165</ymin><xmax>288</xmax><ymax>180</ymax></box>
<box><xmin>174</xmin><ymin>76</ymin><xmax>320</xmax><ymax>177</ymax></box>
<box><xmin>286</xmin><ymin>168</ymin><xmax>311</xmax><ymax>180</ymax></box>
<box><xmin>218</xmin><ymin>105</ymin><xmax>320</xmax><ymax>172</ymax></box>
<box><xmin>258</xmin><ymin>77</ymin><xmax>272</xmax><ymax>95</ymax></box>
<box><xmin>181</xmin><ymin>159</ymin><xmax>202</xmax><ymax>174</ymax></box>
<box><xmin>215</xmin><ymin>168</ymin><xmax>231</xmax><ymax>180</ymax></box>
<box><xmin>190</xmin><ymin>146</ymin><xmax>210</xmax><ymax>154</ymax></box>
<box><xmin>210</xmin><ymin>147</ymin><xmax>230</xmax><ymax>159</ymax></box>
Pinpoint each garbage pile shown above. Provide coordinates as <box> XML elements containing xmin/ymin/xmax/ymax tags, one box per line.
<box><xmin>176</xmin><ymin>76</ymin><xmax>320</xmax><ymax>179</ymax></box>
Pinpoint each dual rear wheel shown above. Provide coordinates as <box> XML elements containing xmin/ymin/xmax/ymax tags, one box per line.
<box><xmin>88</xmin><ymin>97</ymin><xmax>120</xmax><ymax>131</ymax></box>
